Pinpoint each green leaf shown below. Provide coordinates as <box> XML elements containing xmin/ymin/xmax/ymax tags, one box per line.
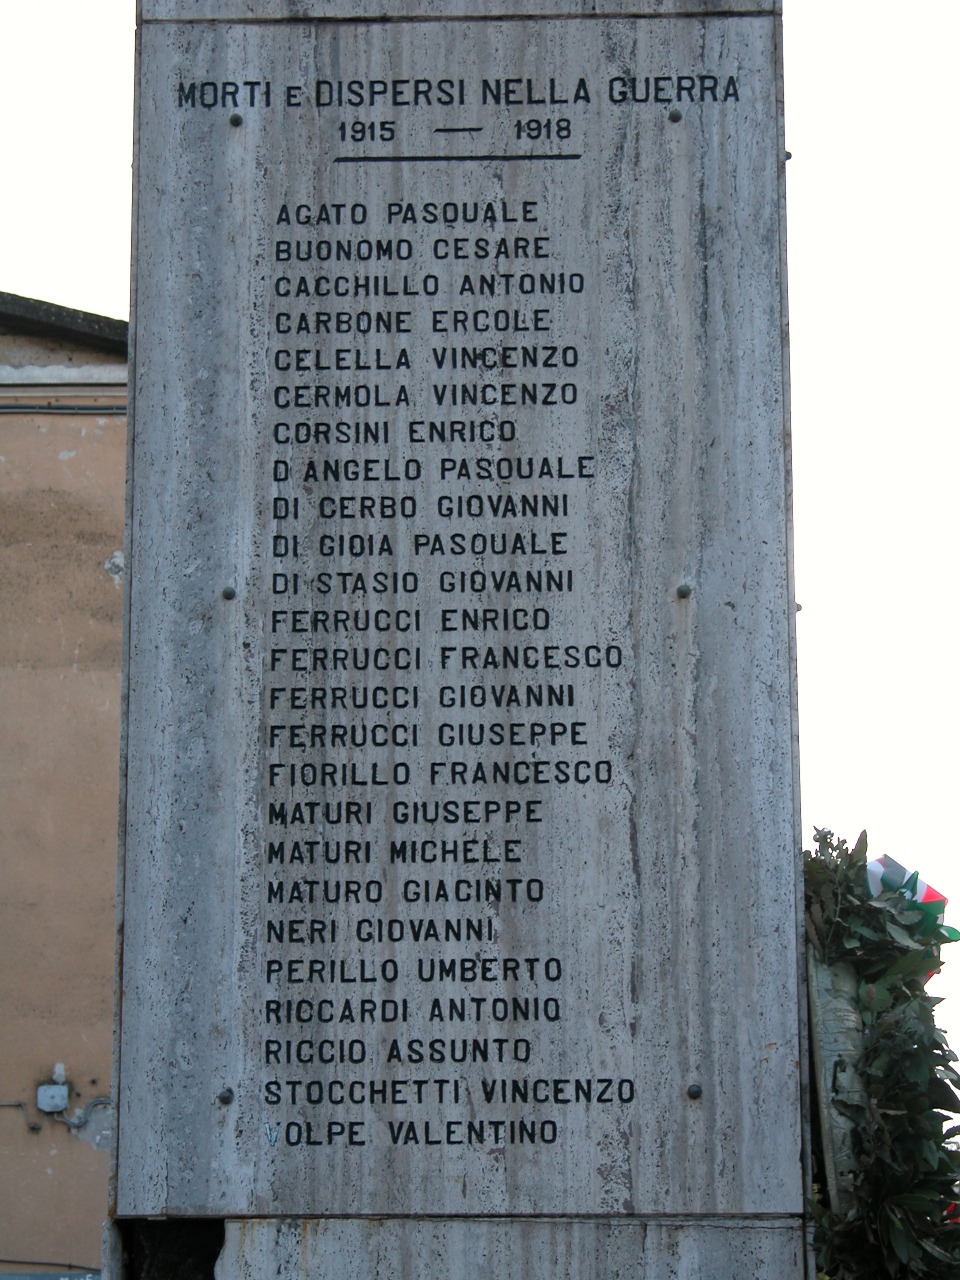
<box><xmin>928</xmin><ymin>1078</ymin><xmax>960</xmax><ymax>1112</ymax></box>
<box><xmin>860</xmin><ymin>980</ymin><xmax>894</xmax><ymax>1012</ymax></box>
<box><xmin>881</xmin><ymin>950</ymin><xmax>937</xmax><ymax>982</ymax></box>
<box><xmin>904</xmin><ymin>1055</ymin><xmax>930</xmax><ymax>1086</ymax></box>
<box><xmin>888</xmin><ymin>1192</ymin><xmax>941</xmax><ymax>1212</ymax></box>
<box><xmin>920</xmin><ymin>1237</ymin><xmax>957</xmax><ymax>1263</ymax></box>
<box><xmin>885</xmin><ymin>922</ymin><xmax>923</xmax><ymax>951</ymax></box>
<box><xmin>884</xmin><ymin>1209</ymin><xmax>915</xmax><ymax>1264</ymax></box>
<box><xmin>921</xmin><ymin>1139</ymin><xmax>940</xmax><ymax>1168</ymax></box>
<box><xmin>871</xmin><ymin>1050</ymin><xmax>892</xmax><ymax>1076</ymax></box>
<box><xmin>848</xmin><ymin>920</ymin><xmax>885</xmax><ymax>941</ymax></box>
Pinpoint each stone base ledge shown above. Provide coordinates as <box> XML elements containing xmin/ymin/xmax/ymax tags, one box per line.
<box><xmin>217</xmin><ymin>1216</ymin><xmax>804</xmax><ymax>1279</ymax></box>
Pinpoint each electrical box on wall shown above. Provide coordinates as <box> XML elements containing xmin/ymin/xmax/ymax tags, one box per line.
<box><xmin>37</xmin><ymin>1083</ymin><xmax>69</xmax><ymax>1113</ymax></box>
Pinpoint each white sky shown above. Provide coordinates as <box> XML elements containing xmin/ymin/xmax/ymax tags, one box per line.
<box><xmin>1</xmin><ymin>1</ymin><xmax>957</xmax><ymax>1044</ymax></box>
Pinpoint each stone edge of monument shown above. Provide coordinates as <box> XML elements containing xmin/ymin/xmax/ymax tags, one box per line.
<box><xmin>216</xmin><ymin>1216</ymin><xmax>804</xmax><ymax>1280</ymax></box>
<box><xmin>768</xmin><ymin>8</ymin><xmax>813</xmax><ymax>1263</ymax></box>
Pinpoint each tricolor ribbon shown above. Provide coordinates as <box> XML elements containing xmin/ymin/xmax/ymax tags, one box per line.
<box><xmin>866</xmin><ymin>854</ymin><xmax>948</xmax><ymax>927</ymax></box>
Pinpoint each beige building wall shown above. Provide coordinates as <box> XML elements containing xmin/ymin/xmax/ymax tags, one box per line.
<box><xmin>0</xmin><ymin>317</ymin><xmax>126</xmax><ymax>1275</ymax></box>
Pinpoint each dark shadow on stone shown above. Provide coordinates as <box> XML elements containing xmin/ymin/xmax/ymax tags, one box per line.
<box><xmin>119</xmin><ymin>1219</ymin><xmax>225</xmax><ymax>1280</ymax></box>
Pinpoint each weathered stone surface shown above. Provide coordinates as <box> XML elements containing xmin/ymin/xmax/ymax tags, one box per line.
<box><xmin>143</xmin><ymin>1</ymin><xmax>777</xmax><ymax>20</ymax></box>
<box><xmin>116</xmin><ymin>0</ymin><xmax>802</xmax><ymax>1271</ymax></box>
<box><xmin>218</xmin><ymin>1216</ymin><xmax>803</xmax><ymax>1279</ymax></box>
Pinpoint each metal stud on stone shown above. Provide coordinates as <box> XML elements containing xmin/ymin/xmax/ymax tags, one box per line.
<box><xmin>677</xmin><ymin>583</ymin><xmax>692</xmax><ymax>599</ymax></box>
<box><xmin>230</xmin><ymin>113</ymin><xmax>243</xmax><ymax>127</ymax></box>
<box><xmin>218</xmin><ymin>1088</ymin><xmax>235</xmax><ymax>1105</ymax></box>
<box><xmin>222</xmin><ymin>586</ymin><xmax>237</xmax><ymax>600</ymax></box>
<box><xmin>668</xmin><ymin>108</ymin><xmax>682</xmax><ymax>122</ymax></box>
<box><xmin>687</xmin><ymin>1083</ymin><xmax>703</xmax><ymax>1100</ymax></box>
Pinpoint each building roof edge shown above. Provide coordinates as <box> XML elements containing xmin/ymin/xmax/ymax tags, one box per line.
<box><xmin>0</xmin><ymin>291</ymin><xmax>128</xmax><ymax>356</ymax></box>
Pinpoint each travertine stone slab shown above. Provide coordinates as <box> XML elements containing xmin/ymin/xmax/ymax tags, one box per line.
<box><xmin>143</xmin><ymin>1</ymin><xmax>778</xmax><ymax>21</ymax></box>
<box><xmin>217</xmin><ymin>1216</ymin><xmax>804</xmax><ymax>1279</ymax></box>
<box><xmin>117</xmin><ymin>0</ymin><xmax>802</xmax><ymax>1269</ymax></box>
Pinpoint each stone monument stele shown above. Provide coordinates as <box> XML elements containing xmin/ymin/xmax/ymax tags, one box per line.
<box><xmin>111</xmin><ymin>0</ymin><xmax>805</xmax><ymax>1275</ymax></box>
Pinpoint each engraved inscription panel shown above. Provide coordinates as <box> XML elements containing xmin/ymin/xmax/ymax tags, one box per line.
<box><xmin>117</xmin><ymin>13</ymin><xmax>801</xmax><ymax>1219</ymax></box>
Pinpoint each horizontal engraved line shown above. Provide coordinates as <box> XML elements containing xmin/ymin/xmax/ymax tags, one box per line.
<box><xmin>168</xmin><ymin>1212</ymin><xmax>804</xmax><ymax>1224</ymax></box>
<box><xmin>335</xmin><ymin>153</ymin><xmax>582</xmax><ymax>164</ymax></box>
<box><xmin>143</xmin><ymin>14</ymin><xmax>776</xmax><ymax>27</ymax></box>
